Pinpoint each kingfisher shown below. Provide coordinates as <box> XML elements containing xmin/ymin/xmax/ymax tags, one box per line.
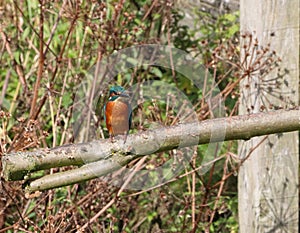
<box><xmin>104</xmin><ymin>86</ymin><xmax>132</xmax><ymax>143</ymax></box>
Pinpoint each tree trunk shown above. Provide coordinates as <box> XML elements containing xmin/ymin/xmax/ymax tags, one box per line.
<box><xmin>239</xmin><ymin>1</ymin><xmax>299</xmax><ymax>232</ymax></box>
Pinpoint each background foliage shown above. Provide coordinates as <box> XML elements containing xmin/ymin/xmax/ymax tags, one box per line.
<box><xmin>0</xmin><ymin>0</ymin><xmax>253</xmax><ymax>232</ymax></box>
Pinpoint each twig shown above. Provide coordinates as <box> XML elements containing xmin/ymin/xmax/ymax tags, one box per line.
<box><xmin>126</xmin><ymin>154</ymin><xmax>227</xmax><ymax>198</ymax></box>
<box><xmin>31</xmin><ymin>10</ymin><xmax>79</xmax><ymax>121</ymax></box>
<box><xmin>78</xmin><ymin>157</ymin><xmax>147</xmax><ymax>231</ymax></box>
<box><xmin>30</xmin><ymin>0</ymin><xmax>45</xmax><ymax>118</ymax></box>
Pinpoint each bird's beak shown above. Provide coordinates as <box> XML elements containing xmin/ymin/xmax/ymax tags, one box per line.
<box><xmin>118</xmin><ymin>92</ymin><xmax>130</xmax><ymax>98</ymax></box>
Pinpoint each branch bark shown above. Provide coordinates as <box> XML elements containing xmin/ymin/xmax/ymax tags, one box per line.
<box><xmin>2</xmin><ymin>109</ymin><xmax>299</xmax><ymax>191</ymax></box>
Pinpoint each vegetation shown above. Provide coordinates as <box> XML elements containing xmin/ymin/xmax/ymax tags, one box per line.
<box><xmin>0</xmin><ymin>0</ymin><xmax>287</xmax><ymax>232</ymax></box>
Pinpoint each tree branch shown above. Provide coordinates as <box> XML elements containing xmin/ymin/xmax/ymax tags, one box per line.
<box><xmin>2</xmin><ymin>109</ymin><xmax>299</xmax><ymax>191</ymax></box>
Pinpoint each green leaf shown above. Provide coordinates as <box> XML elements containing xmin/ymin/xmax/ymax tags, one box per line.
<box><xmin>62</xmin><ymin>92</ymin><xmax>72</xmax><ymax>108</ymax></box>
<box><xmin>68</xmin><ymin>49</ymin><xmax>77</xmax><ymax>58</ymax></box>
<box><xmin>126</xmin><ymin>57</ymin><xmax>139</xmax><ymax>66</ymax></box>
<box><xmin>22</xmin><ymin>27</ymin><xmax>31</xmax><ymax>41</ymax></box>
<box><xmin>228</xmin><ymin>24</ymin><xmax>239</xmax><ymax>37</ymax></box>
<box><xmin>223</xmin><ymin>13</ymin><xmax>237</xmax><ymax>22</ymax></box>
<box><xmin>13</xmin><ymin>51</ymin><xmax>20</xmax><ymax>64</ymax></box>
<box><xmin>150</xmin><ymin>67</ymin><xmax>162</xmax><ymax>78</ymax></box>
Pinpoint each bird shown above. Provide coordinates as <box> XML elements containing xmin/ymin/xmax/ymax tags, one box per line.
<box><xmin>104</xmin><ymin>86</ymin><xmax>132</xmax><ymax>143</ymax></box>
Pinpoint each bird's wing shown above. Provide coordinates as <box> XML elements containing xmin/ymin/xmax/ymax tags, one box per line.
<box><xmin>103</xmin><ymin>103</ymin><xmax>107</xmax><ymax>121</ymax></box>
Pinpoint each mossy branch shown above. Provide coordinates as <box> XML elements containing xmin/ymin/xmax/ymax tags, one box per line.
<box><xmin>2</xmin><ymin>109</ymin><xmax>299</xmax><ymax>192</ymax></box>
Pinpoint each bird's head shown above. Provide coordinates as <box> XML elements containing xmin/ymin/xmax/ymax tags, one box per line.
<box><xmin>108</xmin><ymin>86</ymin><xmax>130</xmax><ymax>101</ymax></box>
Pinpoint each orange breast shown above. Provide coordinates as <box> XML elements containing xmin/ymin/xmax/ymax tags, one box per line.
<box><xmin>105</xmin><ymin>100</ymin><xmax>130</xmax><ymax>136</ymax></box>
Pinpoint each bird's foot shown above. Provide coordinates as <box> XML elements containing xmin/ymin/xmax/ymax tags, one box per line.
<box><xmin>110</xmin><ymin>135</ymin><xmax>116</xmax><ymax>143</ymax></box>
<box><xmin>123</xmin><ymin>134</ymin><xmax>129</xmax><ymax>144</ymax></box>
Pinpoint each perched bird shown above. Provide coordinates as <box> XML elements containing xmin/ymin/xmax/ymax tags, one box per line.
<box><xmin>104</xmin><ymin>86</ymin><xmax>132</xmax><ymax>143</ymax></box>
